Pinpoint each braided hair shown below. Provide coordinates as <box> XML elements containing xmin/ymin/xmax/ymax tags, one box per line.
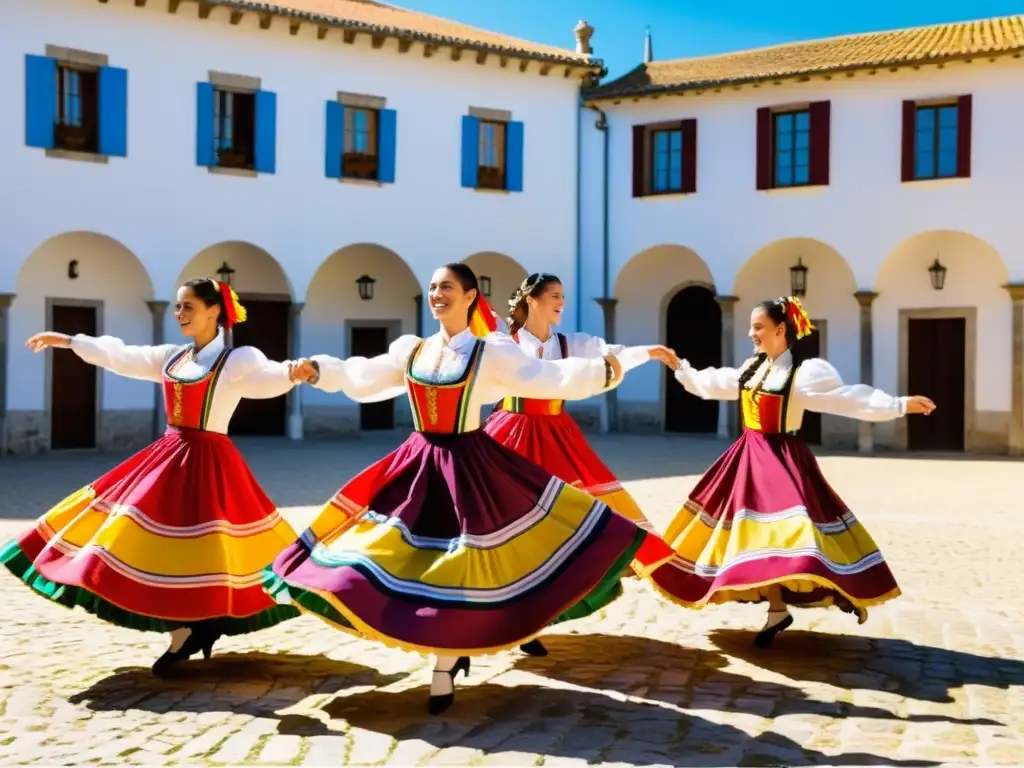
<box><xmin>507</xmin><ymin>273</ymin><xmax>562</xmax><ymax>336</ymax></box>
<box><xmin>736</xmin><ymin>297</ymin><xmax>813</xmax><ymax>391</ymax></box>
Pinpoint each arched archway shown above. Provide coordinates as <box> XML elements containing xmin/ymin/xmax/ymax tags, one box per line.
<box><xmin>304</xmin><ymin>244</ymin><xmax>420</xmax><ymax>434</ymax></box>
<box><xmin>12</xmin><ymin>232</ymin><xmax>154</xmax><ymax>451</ymax></box>
<box><xmin>614</xmin><ymin>245</ymin><xmax>718</xmax><ymax>432</ymax></box>
<box><xmin>734</xmin><ymin>238</ymin><xmax>857</xmax><ymax>445</ymax></box>
<box><xmin>874</xmin><ymin>230</ymin><xmax>1010</xmax><ymax>452</ymax></box>
<box><xmin>178</xmin><ymin>241</ymin><xmax>292</xmax><ymax>436</ymax></box>
<box><xmin>462</xmin><ymin>252</ymin><xmax>528</xmax><ymax>318</ymax></box>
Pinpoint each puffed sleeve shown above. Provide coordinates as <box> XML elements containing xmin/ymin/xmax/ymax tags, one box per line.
<box><xmin>673</xmin><ymin>357</ymin><xmax>756</xmax><ymax>401</ymax></box>
<box><xmin>223</xmin><ymin>346</ymin><xmax>296</xmax><ymax>400</ymax></box>
<box><xmin>794</xmin><ymin>358</ymin><xmax>907</xmax><ymax>421</ymax></box>
<box><xmin>309</xmin><ymin>334</ymin><xmax>420</xmax><ymax>403</ymax></box>
<box><xmin>70</xmin><ymin>335</ymin><xmax>178</xmax><ymax>383</ymax></box>
<box><xmin>564</xmin><ymin>332</ymin><xmax>652</xmax><ymax>374</ymax></box>
<box><xmin>477</xmin><ymin>333</ymin><xmax>619</xmax><ymax>402</ymax></box>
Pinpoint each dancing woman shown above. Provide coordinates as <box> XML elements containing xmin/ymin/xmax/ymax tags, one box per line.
<box><xmin>267</xmin><ymin>263</ymin><xmax>671</xmax><ymax>715</ymax></box>
<box><xmin>2</xmin><ymin>278</ymin><xmax>301</xmax><ymax>675</ymax></box>
<box><xmin>650</xmin><ymin>296</ymin><xmax>935</xmax><ymax>647</ymax></box>
<box><xmin>483</xmin><ymin>273</ymin><xmax>677</xmax><ymax>657</ymax></box>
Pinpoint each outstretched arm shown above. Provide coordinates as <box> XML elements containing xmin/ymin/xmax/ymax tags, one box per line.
<box><xmin>566</xmin><ymin>332</ymin><xmax>678</xmax><ymax>373</ymax></box>
<box><xmin>26</xmin><ymin>332</ymin><xmax>176</xmax><ymax>384</ymax></box>
<box><xmin>673</xmin><ymin>358</ymin><xmax>753</xmax><ymax>401</ymax></box>
<box><xmin>794</xmin><ymin>359</ymin><xmax>935</xmax><ymax>421</ymax></box>
<box><xmin>226</xmin><ymin>346</ymin><xmax>297</xmax><ymax>400</ymax></box>
<box><xmin>303</xmin><ymin>335</ymin><xmax>420</xmax><ymax>403</ymax></box>
<box><xmin>482</xmin><ymin>334</ymin><xmax>622</xmax><ymax>402</ymax></box>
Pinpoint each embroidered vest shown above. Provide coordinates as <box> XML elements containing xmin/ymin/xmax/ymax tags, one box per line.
<box><xmin>162</xmin><ymin>346</ymin><xmax>232</xmax><ymax>431</ymax></box>
<box><xmin>406</xmin><ymin>339</ymin><xmax>486</xmax><ymax>434</ymax></box>
<box><xmin>500</xmin><ymin>332</ymin><xmax>569</xmax><ymax>415</ymax></box>
<box><xmin>740</xmin><ymin>363</ymin><xmax>801</xmax><ymax>435</ymax></box>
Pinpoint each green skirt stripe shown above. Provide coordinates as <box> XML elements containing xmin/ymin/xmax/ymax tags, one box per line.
<box><xmin>1</xmin><ymin>539</ymin><xmax>299</xmax><ymax>635</ymax></box>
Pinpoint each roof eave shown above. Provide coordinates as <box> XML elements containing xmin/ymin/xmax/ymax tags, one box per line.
<box><xmin>583</xmin><ymin>47</ymin><xmax>1024</xmax><ymax>103</ymax></box>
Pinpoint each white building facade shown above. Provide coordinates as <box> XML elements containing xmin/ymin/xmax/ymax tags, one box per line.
<box><xmin>0</xmin><ymin>0</ymin><xmax>600</xmax><ymax>453</ymax></box>
<box><xmin>581</xmin><ymin>17</ymin><xmax>1024</xmax><ymax>456</ymax></box>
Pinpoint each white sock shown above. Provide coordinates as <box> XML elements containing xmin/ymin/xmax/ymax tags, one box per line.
<box><xmin>168</xmin><ymin>627</ymin><xmax>192</xmax><ymax>652</ymax></box>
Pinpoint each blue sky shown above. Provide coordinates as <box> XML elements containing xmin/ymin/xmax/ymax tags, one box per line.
<box><xmin>392</xmin><ymin>1</ymin><xmax>1022</xmax><ymax>79</ymax></box>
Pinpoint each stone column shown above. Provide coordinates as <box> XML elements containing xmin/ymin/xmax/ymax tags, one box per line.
<box><xmin>414</xmin><ymin>294</ymin><xmax>424</xmax><ymax>338</ymax></box>
<box><xmin>146</xmin><ymin>300</ymin><xmax>168</xmax><ymax>440</ymax></box>
<box><xmin>595</xmin><ymin>297</ymin><xmax>618</xmax><ymax>432</ymax></box>
<box><xmin>1006</xmin><ymin>284</ymin><xmax>1024</xmax><ymax>456</ymax></box>
<box><xmin>287</xmin><ymin>303</ymin><xmax>305</xmax><ymax>441</ymax></box>
<box><xmin>854</xmin><ymin>291</ymin><xmax>878</xmax><ymax>453</ymax></box>
<box><xmin>715</xmin><ymin>295</ymin><xmax>739</xmax><ymax>438</ymax></box>
<box><xmin>0</xmin><ymin>294</ymin><xmax>15</xmax><ymax>456</ymax></box>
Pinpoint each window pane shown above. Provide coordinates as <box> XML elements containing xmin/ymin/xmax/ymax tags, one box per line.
<box><xmin>776</xmin><ymin>164</ymin><xmax>793</xmax><ymax>186</ymax></box>
<box><xmin>669</xmin><ymin>154</ymin><xmax>682</xmax><ymax>190</ymax></box>
<box><xmin>776</xmin><ymin>129</ymin><xmax>793</xmax><ymax>151</ymax></box>
<box><xmin>670</xmin><ymin>130</ymin><xmax>682</xmax><ymax>151</ymax></box>
<box><xmin>916</xmin><ymin>107</ymin><xmax>935</xmax><ymax>130</ymax></box>
<box><xmin>794</xmin><ymin>164</ymin><xmax>809</xmax><ymax>184</ymax></box>
<box><xmin>653</xmin><ymin>165</ymin><xmax>668</xmax><ymax>192</ymax></box>
<box><xmin>777</xmin><ymin>149</ymin><xmax>792</xmax><ymax>170</ymax></box>
<box><xmin>653</xmin><ymin>131</ymin><xmax>668</xmax><ymax>154</ymax></box>
<box><xmin>795</xmin><ymin>147</ymin><xmax>809</xmax><ymax>169</ymax></box>
<box><xmin>915</xmin><ymin>149</ymin><xmax>935</xmax><ymax>179</ymax></box>
<box><xmin>938</xmin><ymin>125</ymin><xmax>957</xmax><ymax>153</ymax></box>
<box><xmin>794</xmin><ymin>130</ymin><xmax>809</xmax><ymax>150</ymax></box>
<box><xmin>937</xmin><ymin>147</ymin><xmax>957</xmax><ymax>177</ymax></box>
<box><xmin>776</xmin><ymin>113</ymin><xmax>793</xmax><ymax>133</ymax></box>
<box><xmin>794</xmin><ymin>110</ymin><xmax>810</xmax><ymax>130</ymax></box>
<box><xmin>938</xmin><ymin>105</ymin><xmax>958</xmax><ymax>129</ymax></box>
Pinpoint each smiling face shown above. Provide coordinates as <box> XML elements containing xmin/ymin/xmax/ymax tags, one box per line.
<box><xmin>174</xmin><ymin>285</ymin><xmax>220</xmax><ymax>340</ymax></box>
<box><xmin>527</xmin><ymin>281</ymin><xmax>565</xmax><ymax>327</ymax></box>
<box><xmin>428</xmin><ymin>267</ymin><xmax>477</xmax><ymax>324</ymax></box>
<box><xmin>749</xmin><ymin>306</ymin><xmax>789</xmax><ymax>358</ymax></box>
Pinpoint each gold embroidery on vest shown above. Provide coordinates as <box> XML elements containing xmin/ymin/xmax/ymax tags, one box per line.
<box><xmin>425</xmin><ymin>387</ymin><xmax>439</xmax><ymax>425</ymax></box>
<box><xmin>172</xmin><ymin>382</ymin><xmax>184</xmax><ymax>424</ymax></box>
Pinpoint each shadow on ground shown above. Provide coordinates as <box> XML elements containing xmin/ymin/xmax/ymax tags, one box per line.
<box><xmin>710</xmin><ymin>629</ymin><xmax>1024</xmax><ymax>705</ymax></box>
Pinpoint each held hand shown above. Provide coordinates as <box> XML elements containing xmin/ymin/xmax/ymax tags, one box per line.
<box><xmin>25</xmin><ymin>332</ymin><xmax>72</xmax><ymax>353</ymax></box>
<box><xmin>905</xmin><ymin>395</ymin><xmax>936</xmax><ymax>415</ymax></box>
<box><xmin>288</xmin><ymin>359</ymin><xmax>319</xmax><ymax>384</ymax></box>
<box><xmin>648</xmin><ymin>345</ymin><xmax>681</xmax><ymax>369</ymax></box>
<box><xmin>604</xmin><ymin>354</ymin><xmax>623</xmax><ymax>386</ymax></box>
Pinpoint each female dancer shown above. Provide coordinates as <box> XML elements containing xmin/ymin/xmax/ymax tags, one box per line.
<box><xmin>268</xmin><ymin>263</ymin><xmax>671</xmax><ymax>715</ymax></box>
<box><xmin>650</xmin><ymin>296</ymin><xmax>935</xmax><ymax>647</ymax></box>
<box><xmin>483</xmin><ymin>272</ymin><xmax>677</xmax><ymax>657</ymax></box>
<box><xmin>2</xmin><ymin>278</ymin><xmax>301</xmax><ymax>675</ymax></box>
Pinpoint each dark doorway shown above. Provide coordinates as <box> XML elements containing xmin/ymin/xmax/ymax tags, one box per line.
<box><xmin>230</xmin><ymin>299</ymin><xmax>290</xmax><ymax>436</ymax></box>
<box><xmin>351</xmin><ymin>326</ymin><xmax>394</xmax><ymax>430</ymax></box>
<box><xmin>907</xmin><ymin>316</ymin><xmax>966</xmax><ymax>451</ymax></box>
<box><xmin>51</xmin><ymin>304</ymin><xmax>97</xmax><ymax>450</ymax></box>
<box><xmin>665</xmin><ymin>285</ymin><xmax>722</xmax><ymax>433</ymax></box>
<box><xmin>797</xmin><ymin>326</ymin><xmax>822</xmax><ymax>444</ymax></box>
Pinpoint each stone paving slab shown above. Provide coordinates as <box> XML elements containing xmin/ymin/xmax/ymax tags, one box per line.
<box><xmin>0</xmin><ymin>434</ymin><xmax>1022</xmax><ymax>766</ymax></box>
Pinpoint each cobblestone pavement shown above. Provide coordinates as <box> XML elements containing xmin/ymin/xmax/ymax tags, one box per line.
<box><xmin>1</xmin><ymin>433</ymin><xmax>1022</xmax><ymax>766</ymax></box>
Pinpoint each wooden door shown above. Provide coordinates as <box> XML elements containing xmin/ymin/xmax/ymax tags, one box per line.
<box><xmin>229</xmin><ymin>299</ymin><xmax>290</xmax><ymax>436</ymax></box>
<box><xmin>51</xmin><ymin>304</ymin><xmax>97</xmax><ymax>450</ymax></box>
<box><xmin>665</xmin><ymin>286</ymin><xmax>721</xmax><ymax>432</ymax></box>
<box><xmin>351</xmin><ymin>326</ymin><xmax>394</xmax><ymax>430</ymax></box>
<box><xmin>797</xmin><ymin>330</ymin><xmax>822</xmax><ymax>444</ymax></box>
<box><xmin>908</xmin><ymin>317</ymin><xmax>965</xmax><ymax>451</ymax></box>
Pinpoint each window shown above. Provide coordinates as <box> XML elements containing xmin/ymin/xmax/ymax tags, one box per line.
<box><xmin>773</xmin><ymin>110</ymin><xmax>810</xmax><ymax>187</ymax></box>
<box><xmin>55</xmin><ymin>65</ymin><xmax>99</xmax><ymax>153</ymax></box>
<box><xmin>651</xmin><ymin>127</ymin><xmax>683</xmax><ymax>193</ymax></box>
<box><xmin>213</xmin><ymin>89</ymin><xmax>255</xmax><ymax>170</ymax></box>
<box><xmin>631</xmin><ymin>119</ymin><xmax>697</xmax><ymax>197</ymax></box>
<box><xmin>914</xmin><ymin>104</ymin><xmax>958</xmax><ymax>180</ymax></box>
<box><xmin>478</xmin><ymin>120</ymin><xmax>507</xmax><ymax>190</ymax></box>
<box><xmin>343</xmin><ymin>107</ymin><xmax>379</xmax><ymax>180</ymax></box>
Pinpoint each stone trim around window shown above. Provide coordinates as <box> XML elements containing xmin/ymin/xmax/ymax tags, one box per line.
<box><xmin>469</xmin><ymin>106</ymin><xmax>512</xmax><ymax>122</ymax></box>
<box><xmin>208</xmin><ymin>71</ymin><xmax>260</xmax><ymax>92</ymax></box>
<box><xmin>337</xmin><ymin>92</ymin><xmax>386</xmax><ymax>109</ymax></box>
<box><xmin>45</xmin><ymin>45</ymin><xmax>108</xmax><ymax>69</ymax></box>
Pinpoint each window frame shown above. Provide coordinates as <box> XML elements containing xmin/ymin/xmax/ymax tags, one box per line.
<box><xmin>212</xmin><ymin>87</ymin><xmax>256</xmax><ymax>170</ymax></box>
<box><xmin>771</xmin><ymin>108</ymin><xmax>812</xmax><ymax>189</ymax></box>
<box><xmin>477</xmin><ymin>119</ymin><xmax>507</xmax><ymax>191</ymax></box>
<box><xmin>648</xmin><ymin>126</ymin><xmax>684</xmax><ymax>195</ymax></box>
<box><xmin>342</xmin><ymin>106</ymin><xmax>380</xmax><ymax>181</ymax></box>
<box><xmin>912</xmin><ymin>101</ymin><xmax>960</xmax><ymax>181</ymax></box>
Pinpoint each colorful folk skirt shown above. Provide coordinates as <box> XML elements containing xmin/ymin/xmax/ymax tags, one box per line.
<box><xmin>483</xmin><ymin>409</ymin><xmax>661</xmax><ymax>541</ymax></box>
<box><xmin>649</xmin><ymin>430</ymin><xmax>900</xmax><ymax>620</ymax></box>
<box><xmin>265</xmin><ymin>430</ymin><xmax>667</xmax><ymax>655</ymax></box>
<box><xmin>1</xmin><ymin>427</ymin><xmax>300</xmax><ymax>634</ymax></box>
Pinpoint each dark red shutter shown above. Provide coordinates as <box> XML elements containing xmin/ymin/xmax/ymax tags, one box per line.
<box><xmin>956</xmin><ymin>94</ymin><xmax>972</xmax><ymax>178</ymax></box>
<box><xmin>808</xmin><ymin>100</ymin><xmax>831</xmax><ymax>186</ymax></box>
<box><xmin>901</xmin><ymin>100</ymin><xmax>916</xmax><ymax>182</ymax></box>
<box><xmin>681</xmin><ymin>118</ymin><xmax>697</xmax><ymax>193</ymax></box>
<box><xmin>632</xmin><ymin>124</ymin><xmax>645</xmax><ymax>197</ymax></box>
<box><xmin>755</xmin><ymin>107</ymin><xmax>771</xmax><ymax>190</ymax></box>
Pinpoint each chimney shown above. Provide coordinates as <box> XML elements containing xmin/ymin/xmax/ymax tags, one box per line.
<box><xmin>574</xmin><ymin>19</ymin><xmax>594</xmax><ymax>56</ymax></box>
<box><xmin>644</xmin><ymin>26</ymin><xmax>653</xmax><ymax>64</ymax></box>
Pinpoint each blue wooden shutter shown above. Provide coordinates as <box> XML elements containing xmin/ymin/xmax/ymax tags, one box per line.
<box><xmin>506</xmin><ymin>120</ymin><xmax>524</xmax><ymax>192</ymax></box>
<box><xmin>254</xmin><ymin>89</ymin><xmax>277</xmax><ymax>174</ymax></box>
<box><xmin>325</xmin><ymin>100</ymin><xmax>343</xmax><ymax>179</ymax></box>
<box><xmin>97</xmin><ymin>66</ymin><xmax>128</xmax><ymax>157</ymax></box>
<box><xmin>25</xmin><ymin>54</ymin><xmax>56</xmax><ymax>149</ymax></box>
<box><xmin>461</xmin><ymin>115</ymin><xmax>479</xmax><ymax>188</ymax></box>
<box><xmin>377</xmin><ymin>108</ymin><xmax>397</xmax><ymax>184</ymax></box>
<box><xmin>195</xmin><ymin>82</ymin><xmax>215</xmax><ymax>167</ymax></box>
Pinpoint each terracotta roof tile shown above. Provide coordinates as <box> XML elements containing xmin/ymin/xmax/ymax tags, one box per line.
<box><xmin>587</xmin><ymin>14</ymin><xmax>1024</xmax><ymax>100</ymax></box>
<box><xmin>208</xmin><ymin>0</ymin><xmax>598</xmax><ymax>67</ymax></box>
